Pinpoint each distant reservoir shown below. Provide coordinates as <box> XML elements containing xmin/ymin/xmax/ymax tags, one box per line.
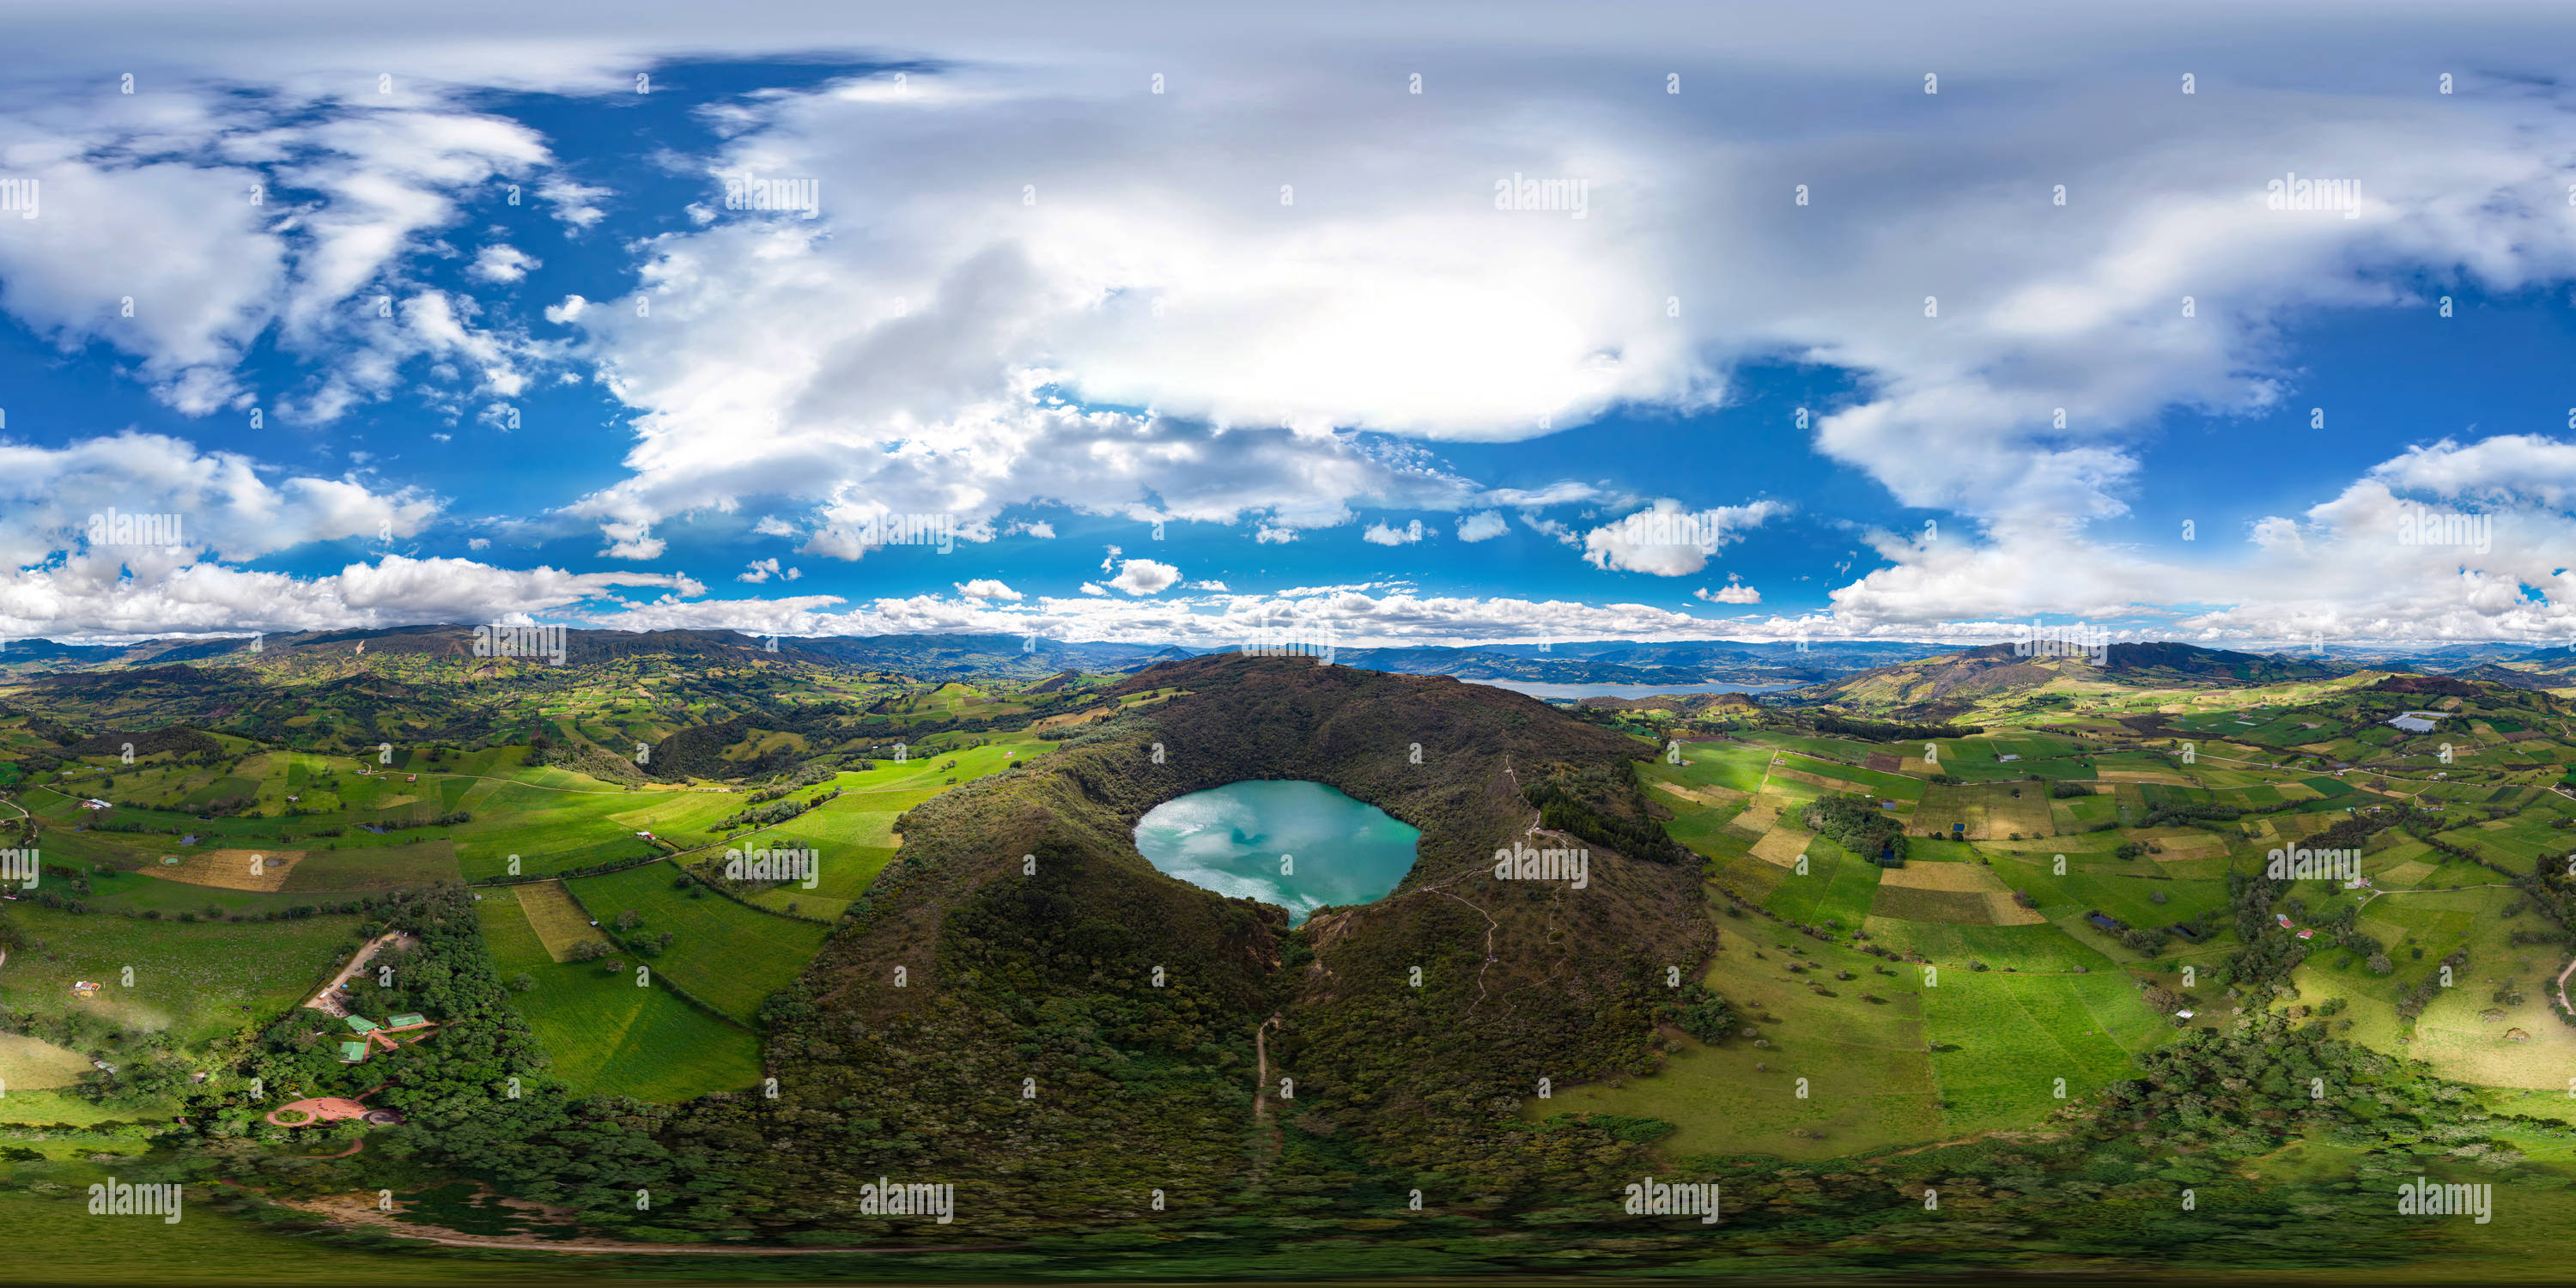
<box><xmin>1461</xmin><ymin>679</ymin><xmax>1806</xmax><ymax>702</ymax></box>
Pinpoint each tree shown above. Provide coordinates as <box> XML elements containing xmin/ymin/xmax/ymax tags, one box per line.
<box><xmin>2366</xmin><ymin>952</ymin><xmax>2394</xmax><ymax>975</ymax></box>
<box><xmin>614</xmin><ymin>908</ymin><xmax>644</xmax><ymax>932</ymax></box>
<box><xmin>511</xmin><ymin>973</ymin><xmax>537</xmax><ymax>993</ymax></box>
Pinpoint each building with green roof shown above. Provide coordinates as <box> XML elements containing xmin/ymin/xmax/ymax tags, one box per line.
<box><xmin>343</xmin><ymin>1014</ymin><xmax>380</xmax><ymax>1034</ymax></box>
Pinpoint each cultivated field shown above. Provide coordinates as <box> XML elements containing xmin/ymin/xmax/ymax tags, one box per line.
<box><xmin>472</xmin><ymin>885</ymin><xmax>762</xmax><ymax>1103</ymax></box>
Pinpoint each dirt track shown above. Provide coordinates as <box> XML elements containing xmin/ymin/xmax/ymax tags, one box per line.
<box><xmin>303</xmin><ymin>931</ymin><xmax>416</xmax><ymax>1016</ymax></box>
<box><xmin>279</xmin><ymin>1192</ymin><xmax>1000</xmax><ymax>1255</ymax></box>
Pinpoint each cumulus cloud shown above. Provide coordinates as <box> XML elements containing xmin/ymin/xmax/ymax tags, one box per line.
<box><xmin>1582</xmin><ymin>500</ymin><xmax>1785</xmax><ymax>576</ymax></box>
<box><xmin>528</xmin><ymin>46</ymin><xmax>2576</xmax><ymax>569</ymax></box>
<box><xmin>21</xmin><ymin>14</ymin><xmax>2576</xmax><ymax>641</ymax></box>
<box><xmin>0</xmin><ymin>433</ymin><xmax>439</xmax><ymax>568</ymax></box>
<box><xmin>1821</xmin><ymin>436</ymin><xmax>2576</xmax><ymax>642</ymax></box>
<box><xmin>954</xmin><ymin>578</ymin><xmax>1022</xmax><ymax>600</ymax></box>
<box><xmin>1362</xmin><ymin>519</ymin><xmax>1427</xmax><ymax>546</ymax></box>
<box><xmin>1105</xmin><ymin>559</ymin><xmax>1182</xmax><ymax>596</ymax></box>
<box><xmin>0</xmin><ymin>552</ymin><xmax>696</xmax><ymax>639</ymax></box>
<box><xmin>0</xmin><ymin>90</ymin><xmax>574</xmax><ymax>422</ymax></box>
<box><xmin>737</xmin><ymin>557</ymin><xmax>801</xmax><ymax>583</ymax></box>
<box><xmin>540</xmin><ymin>177</ymin><xmax>610</xmax><ymax>230</ymax></box>
<box><xmin>1698</xmin><ymin>583</ymin><xmax>1761</xmax><ymax>605</ymax></box>
<box><xmin>469</xmin><ymin>244</ymin><xmax>538</xmax><ymax>283</ymax></box>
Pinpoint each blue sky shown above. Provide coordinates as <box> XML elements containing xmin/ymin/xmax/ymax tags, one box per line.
<box><xmin>5</xmin><ymin>3</ymin><xmax>2576</xmax><ymax>649</ymax></box>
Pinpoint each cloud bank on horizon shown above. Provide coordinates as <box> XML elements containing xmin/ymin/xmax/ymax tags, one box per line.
<box><xmin>5</xmin><ymin>1</ymin><xmax>2576</xmax><ymax>649</ymax></box>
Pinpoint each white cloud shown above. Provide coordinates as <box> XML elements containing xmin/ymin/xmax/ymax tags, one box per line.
<box><xmin>1008</xmin><ymin>519</ymin><xmax>1057</xmax><ymax>539</ymax></box>
<box><xmin>1189</xmin><ymin>580</ymin><xmax>1228</xmax><ymax>591</ymax></box>
<box><xmin>1106</xmin><ymin>558</ymin><xmax>1182</xmax><ymax>596</ymax></box>
<box><xmin>468</xmin><ymin>244</ymin><xmax>538</xmax><ymax>283</ymax></box>
<box><xmin>1362</xmin><ymin>519</ymin><xmax>1427</xmax><ymax>546</ymax></box>
<box><xmin>738</xmin><ymin>557</ymin><xmax>803</xmax><ymax>583</ymax></box>
<box><xmin>0</xmin><ymin>432</ymin><xmax>440</xmax><ymax>567</ymax></box>
<box><xmin>0</xmin><ymin>93</ymin><xmax>574</xmax><ymax>422</ymax></box>
<box><xmin>1456</xmin><ymin>511</ymin><xmax>1509</xmax><ymax>543</ymax></box>
<box><xmin>1698</xmin><ymin>583</ymin><xmax>1761</xmax><ymax>605</ymax></box>
<box><xmin>540</xmin><ymin>177</ymin><xmax>610</xmax><ymax>230</ymax></box>
<box><xmin>18</xmin><ymin>17</ymin><xmax>2576</xmax><ymax>641</ymax></box>
<box><xmin>1817</xmin><ymin>434</ymin><xmax>2576</xmax><ymax>642</ymax></box>
<box><xmin>955</xmin><ymin>578</ymin><xmax>1023</xmax><ymax>601</ymax></box>
<box><xmin>0</xmin><ymin>552</ymin><xmax>696</xmax><ymax>639</ymax></box>
<box><xmin>1582</xmin><ymin>500</ymin><xmax>1784</xmax><ymax>576</ymax></box>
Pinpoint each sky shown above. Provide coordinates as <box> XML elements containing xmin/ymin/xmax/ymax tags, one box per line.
<box><xmin>7</xmin><ymin>1</ymin><xmax>2576</xmax><ymax>650</ymax></box>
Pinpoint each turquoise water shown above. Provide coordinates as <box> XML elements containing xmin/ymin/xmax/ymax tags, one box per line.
<box><xmin>1132</xmin><ymin>781</ymin><xmax>1420</xmax><ymax>925</ymax></box>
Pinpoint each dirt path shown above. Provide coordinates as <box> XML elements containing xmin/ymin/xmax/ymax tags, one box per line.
<box><xmin>303</xmin><ymin>931</ymin><xmax>414</xmax><ymax>1016</ymax></box>
<box><xmin>1253</xmin><ymin>1014</ymin><xmax>1282</xmax><ymax>1122</ymax></box>
<box><xmin>2556</xmin><ymin>954</ymin><xmax>2576</xmax><ymax>1015</ymax></box>
<box><xmin>1251</xmin><ymin>1014</ymin><xmax>1286</xmax><ymax>1163</ymax></box>
<box><xmin>277</xmin><ymin>1192</ymin><xmax>1004</xmax><ymax>1255</ymax></box>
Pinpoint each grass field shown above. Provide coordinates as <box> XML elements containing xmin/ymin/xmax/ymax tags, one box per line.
<box><xmin>1542</xmin><ymin>929</ymin><xmax>1936</xmax><ymax>1160</ymax></box>
<box><xmin>1759</xmin><ymin>840</ymin><xmax>1881</xmax><ymax>933</ymax></box>
<box><xmin>563</xmin><ymin>862</ymin><xmax>832</xmax><ymax>1021</ymax></box>
<box><xmin>0</xmin><ymin>905</ymin><xmax>365</xmax><ymax>1043</ymax></box>
<box><xmin>471</xmin><ymin>885</ymin><xmax>762</xmax><ymax>1103</ymax></box>
<box><xmin>149</xmin><ymin>848</ymin><xmax>300</xmax><ymax>891</ymax></box>
<box><xmin>1923</xmin><ymin>969</ymin><xmax>2170</xmax><ymax>1134</ymax></box>
<box><xmin>512</xmin><ymin>881</ymin><xmax>592</xmax><ymax>962</ymax></box>
<box><xmin>1860</xmin><ymin>918</ymin><xmax>2122</xmax><ymax>973</ymax></box>
<box><xmin>0</xmin><ymin>1033</ymin><xmax>98</xmax><ymax>1098</ymax></box>
<box><xmin>278</xmin><ymin>841</ymin><xmax>461</xmax><ymax>890</ymax></box>
<box><xmin>1662</xmin><ymin>743</ymin><xmax>1777</xmax><ymax>793</ymax></box>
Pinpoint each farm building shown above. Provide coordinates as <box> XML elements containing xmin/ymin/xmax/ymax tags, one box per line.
<box><xmin>335</xmin><ymin>1012</ymin><xmax>440</xmax><ymax>1062</ymax></box>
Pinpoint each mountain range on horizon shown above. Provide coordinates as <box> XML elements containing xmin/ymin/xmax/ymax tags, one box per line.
<box><xmin>8</xmin><ymin>624</ymin><xmax>2574</xmax><ymax>692</ymax></box>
